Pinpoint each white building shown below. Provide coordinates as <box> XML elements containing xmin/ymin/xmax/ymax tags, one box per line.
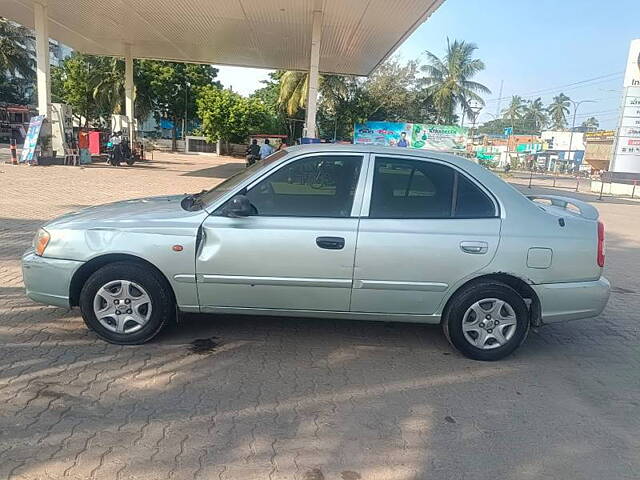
<box><xmin>540</xmin><ymin>131</ymin><xmax>586</xmax><ymax>160</ymax></box>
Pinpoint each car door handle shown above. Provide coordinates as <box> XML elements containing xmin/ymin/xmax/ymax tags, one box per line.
<box><xmin>460</xmin><ymin>241</ymin><xmax>488</xmax><ymax>254</ymax></box>
<box><xmin>316</xmin><ymin>236</ymin><xmax>345</xmax><ymax>250</ymax></box>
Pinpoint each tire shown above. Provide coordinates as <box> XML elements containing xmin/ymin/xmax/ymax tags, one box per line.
<box><xmin>442</xmin><ymin>281</ymin><xmax>530</xmax><ymax>361</ymax></box>
<box><xmin>79</xmin><ymin>262</ymin><xmax>174</xmax><ymax>344</ymax></box>
<box><xmin>126</xmin><ymin>157</ymin><xmax>135</xmax><ymax>166</ymax></box>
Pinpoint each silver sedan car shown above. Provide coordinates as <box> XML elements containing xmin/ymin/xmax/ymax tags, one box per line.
<box><xmin>22</xmin><ymin>145</ymin><xmax>610</xmax><ymax>360</ymax></box>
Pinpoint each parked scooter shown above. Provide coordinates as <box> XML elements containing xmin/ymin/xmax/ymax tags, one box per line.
<box><xmin>107</xmin><ymin>131</ymin><xmax>136</xmax><ymax>166</ymax></box>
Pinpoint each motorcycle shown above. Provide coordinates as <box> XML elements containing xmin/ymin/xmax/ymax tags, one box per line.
<box><xmin>107</xmin><ymin>132</ymin><xmax>136</xmax><ymax>166</ymax></box>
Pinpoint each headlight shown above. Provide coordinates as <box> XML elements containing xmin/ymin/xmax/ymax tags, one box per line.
<box><xmin>34</xmin><ymin>228</ymin><xmax>50</xmax><ymax>256</ymax></box>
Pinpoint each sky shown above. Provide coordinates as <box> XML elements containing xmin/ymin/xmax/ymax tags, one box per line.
<box><xmin>215</xmin><ymin>0</ymin><xmax>640</xmax><ymax>130</ymax></box>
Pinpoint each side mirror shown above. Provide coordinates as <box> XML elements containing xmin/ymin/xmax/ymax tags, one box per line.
<box><xmin>223</xmin><ymin>195</ymin><xmax>253</xmax><ymax>217</ymax></box>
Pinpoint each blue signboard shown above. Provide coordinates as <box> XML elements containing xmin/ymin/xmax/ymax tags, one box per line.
<box><xmin>20</xmin><ymin>115</ymin><xmax>45</xmax><ymax>164</ymax></box>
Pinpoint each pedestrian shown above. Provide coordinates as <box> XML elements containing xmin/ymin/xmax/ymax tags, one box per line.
<box><xmin>259</xmin><ymin>138</ymin><xmax>274</xmax><ymax>159</ymax></box>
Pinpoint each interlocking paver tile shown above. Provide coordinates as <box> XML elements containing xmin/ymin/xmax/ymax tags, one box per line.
<box><xmin>0</xmin><ymin>153</ymin><xmax>638</xmax><ymax>479</ymax></box>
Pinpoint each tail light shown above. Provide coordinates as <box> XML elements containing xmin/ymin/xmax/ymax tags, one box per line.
<box><xmin>597</xmin><ymin>221</ymin><xmax>605</xmax><ymax>267</ymax></box>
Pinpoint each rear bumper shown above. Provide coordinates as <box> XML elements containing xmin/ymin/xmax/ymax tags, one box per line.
<box><xmin>22</xmin><ymin>250</ymin><xmax>83</xmax><ymax>308</ymax></box>
<box><xmin>532</xmin><ymin>277</ymin><xmax>610</xmax><ymax>324</ymax></box>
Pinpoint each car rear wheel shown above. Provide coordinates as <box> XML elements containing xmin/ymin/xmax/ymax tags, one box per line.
<box><xmin>79</xmin><ymin>262</ymin><xmax>174</xmax><ymax>344</ymax></box>
<box><xmin>443</xmin><ymin>281</ymin><xmax>530</xmax><ymax>361</ymax></box>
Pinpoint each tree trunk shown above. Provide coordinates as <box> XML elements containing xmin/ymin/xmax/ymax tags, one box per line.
<box><xmin>171</xmin><ymin>115</ymin><xmax>177</xmax><ymax>151</ymax></box>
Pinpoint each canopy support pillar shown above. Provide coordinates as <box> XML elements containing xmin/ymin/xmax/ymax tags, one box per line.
<box><xmin>304</xmin><ymin>8</ymin><xmax>322</xmax><ymax>139</ymax></box>
<box><xmin>124</xmin><ymin>44</ymin><xmax>135</xmax><ymax>147</ymax></box>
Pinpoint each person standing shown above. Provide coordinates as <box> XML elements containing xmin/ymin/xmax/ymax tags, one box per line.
<box><xmin>259</xmin><ymin>138</ymin><xmax>274</xmax><ymax>159</ymax></box>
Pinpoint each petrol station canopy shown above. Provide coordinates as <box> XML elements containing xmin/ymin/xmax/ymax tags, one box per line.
<box><xmin>4</xmin><ymin>0</ymin><xmax>445</xmax><ymax>76</ymax></box>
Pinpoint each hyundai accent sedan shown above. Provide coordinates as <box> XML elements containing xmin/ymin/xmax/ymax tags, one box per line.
<box><xmin>22</xmin><ymin>145</ymin><xmax>610</xmax><ymax>360</ymax></box>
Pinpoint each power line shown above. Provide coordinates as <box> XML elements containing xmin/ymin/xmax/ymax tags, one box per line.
<box><xmin>484</xmin><ymin>71</ymin><xmax>624</xmax><ymax>104</ymax></box>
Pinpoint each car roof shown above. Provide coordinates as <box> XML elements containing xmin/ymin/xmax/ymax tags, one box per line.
<box><xmin>284</xmin><ymin>143</ymin><xmax>473</xmax><ymax>169</ymax></box>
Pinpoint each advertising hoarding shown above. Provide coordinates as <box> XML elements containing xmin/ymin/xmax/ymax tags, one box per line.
<box><xmin>613</xmin><ymin>40</ymin><xmax>640</xmax><ymax>172</ymax></box>
<box><xmin>353</xmin><ymin>121</ymin><xmax>468</xmax><ymax>151</ymax></box>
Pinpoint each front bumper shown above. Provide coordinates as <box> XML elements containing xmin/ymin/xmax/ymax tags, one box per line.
<box><xmin>22</xmin><ymin>250</ymin><xmax>83</xmax><ymax>308</ymax></box>
<box><xmin>532</xmin><ymin>277</ymin><xmax>611</xmax><ymax>324</ymax></box>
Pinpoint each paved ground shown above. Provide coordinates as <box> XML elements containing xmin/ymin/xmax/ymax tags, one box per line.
<box><xmin>0</xmin><ymin>152</ymin><xmax>639</xmax><ymax>480</ymax></box>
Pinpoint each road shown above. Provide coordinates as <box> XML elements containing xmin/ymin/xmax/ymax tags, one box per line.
<box><xmin>0</xmin><ymin>154</ymin><xmax>638</xmax><ymax>480</ymax></box>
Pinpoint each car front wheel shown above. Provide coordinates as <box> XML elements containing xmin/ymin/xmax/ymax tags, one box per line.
<box><xmin>79</xmin><ymin>262</ymin><xmax>174</xmax><ymax>344</ymax></box>
<box><xmin>443</xmin><ymin>281</ymin><xmax>530</xmax><ymax>361</ymax></box>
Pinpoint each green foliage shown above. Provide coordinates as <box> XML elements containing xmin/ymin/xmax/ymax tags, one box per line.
<box><xmin>420</xmin><ymin>38</ymin><xmax>491</xmax><ymax>124</ymax></box>
<box><xmin>0</xmin><ymin>17</ymin><xmax>34</xmax><ymax>79</ymax></box>
<box><xmin>477</xmin><ymin>117</ymin><xmax>539</xmax><ymax>136</ymax></box>
<box><xmin>581</xmin><ymin>116</ymin><xmax>599</xmax><ymax>132</ymax></box>
<box><xmin>197</xmin><ymin>86</ymin><xmax>272</xmax><ymax>143</ymax></box>
<box><xmin>502</xmin><ymin>95</ymin><xmax>526</xmax><ymax>123</ymax></box>
<box><xmin>547</xmin><ymin>93</ymin><xmax>571</xmax><ymax>130</ymax></box>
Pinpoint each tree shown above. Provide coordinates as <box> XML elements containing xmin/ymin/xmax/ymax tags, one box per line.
<box><xmin>139</xmin><ymin>61</ymin><xmax>220</xmax><ymax>150</ymax></box>
<box><xmin>0</xmin><ymin>17</ymin><xmax>34</xmax><ymax>79</ymax></box>
<box><xmin>277</xmin><ymin>71</ymin><xmax>309</xmax><ymax>117</ymax></box>
<box><xmin>524</xmin><ymin>97</ymin><xmax>548</xmax><ymax>133</ymax></box>
<box><xmin>581</xmin><ymin>116</ymin><xmax>599</xmax><ymax>132</ymax></box>
<box><xmin>52</xmin><ymin>54</ymin><xmax>114</xmax><ymax>126</ymax></box>
<box><xmin>52</xmin><ymin>53</ymin><xmax>153</xmax><ymax>127</ymax></box>
<box><xmin>477</xmin><ymin>117</ymin><xmax>539</xmax><ymax>136</ymax></box>
<box><xmin>197</xmin><ymin>86</ymin><xmax>271</xmax><ymax>144</ymax></box>
<box><xmin>548</xmin><ymin>93</ymin><xmax>571</xmax><ymax>130</ymax></box>
<box><xmin>502</xmin><ymin>95</ymin><xmax>526</xmax><ymax>125</ymax></box>
<box><xmin>419</xmin><ymin>38</ymin><xmax>490</xmax><ymax>124</ymax></box>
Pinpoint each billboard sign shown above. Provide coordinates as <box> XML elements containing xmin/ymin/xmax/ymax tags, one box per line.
<box><xmin>623</xmin><ymin>39</ymin><xmax>640</xmax><ymax>87</ymax></box>
<box><xmin>612</xmin><ymin>45</ymin><xmax>640</xmax><ymax>172</ymax></box>
<box><xmin>353</xmin><ymin>121</ymin><xmax>412</xmax><ymax>147</ymax></box>
<box><xmin>353</xmin><ymin>121</ymin><xmax>468</xmax><ymax>151</ymax></box>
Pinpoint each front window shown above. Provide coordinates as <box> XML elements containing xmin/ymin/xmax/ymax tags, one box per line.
<box><xmin>242</xmin><ymin>155</ymin><xmax>363</xmax><ymax>217</ymax></box>
<box><xmin>198</xmin><ymin>150</ymin><xmax>288</xmax><ymax>206</ymax></box>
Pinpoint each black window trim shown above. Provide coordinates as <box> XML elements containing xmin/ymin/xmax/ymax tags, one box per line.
<box><xmin>365</xmin><ymin>154</ymin><xmax>500</xmax><ymax>220</ymax></box>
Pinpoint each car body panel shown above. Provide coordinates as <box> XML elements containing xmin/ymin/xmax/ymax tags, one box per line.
<box><xmin>196</xmin><ymin>216</ymin><xmax>358</xmax><ymax>310</ymax></box>
<box><xmin>22</xmin><ymin>249</ymin><xmax>81</xmax><ymax>308</ymax></box>
<box><xmin>21</xmin><ymin>144</ymin><xmax>610</xmax><ymax>328</ymax></box>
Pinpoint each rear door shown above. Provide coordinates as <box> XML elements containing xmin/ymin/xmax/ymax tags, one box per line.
<box><xmin>351</xmin><ymin>154</ymin><xmax>501</xmax><ymax>315</ymax></box>
<box><xmin>196</xmin><ymin>152</ymin><xmax>367</xmax><ymax>312</ymax></box>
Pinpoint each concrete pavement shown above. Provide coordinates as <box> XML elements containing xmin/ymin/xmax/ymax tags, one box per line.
<box><xmin>0</xmin><ymin>154</ymin><xmax>638</xmax><ymax>480</ymax></box>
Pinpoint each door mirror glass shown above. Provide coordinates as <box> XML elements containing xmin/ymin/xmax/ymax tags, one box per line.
<box><xmin>223</xmin><ymin>195</ymin><xmax>254</xmax><ymax>217</ymax></box>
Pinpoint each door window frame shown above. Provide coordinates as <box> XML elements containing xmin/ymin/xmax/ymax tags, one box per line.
<box><xmin>358</xmin><ymin>154</ymin><xmax>500</xmax><ymax>219</ymax></box>
<box><xmin>214</xmin><ymin>151</ymin><xmax>371</xmax><ymax>218</ymax></box>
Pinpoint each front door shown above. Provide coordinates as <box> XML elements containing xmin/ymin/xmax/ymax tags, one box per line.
<box><xmin>196</xmin><ymin>153</ymin><xmax>366</xmax><ymax>312</ymax></box>
<box><xmin>351</xmin><ymin>155</ymin><xmax>501</xmax><ymax>315</ymax></box>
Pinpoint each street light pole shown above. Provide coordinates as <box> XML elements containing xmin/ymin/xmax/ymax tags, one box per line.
<box><xmin>567</xmin><ymin>99</ymin><xmax>595</xmax><ymax>171</ymax></box>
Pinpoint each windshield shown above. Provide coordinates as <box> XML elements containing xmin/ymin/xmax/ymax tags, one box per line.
<box><xmin>198</xmin><ymin>149</ymin><xmax>288</xmax><ymax>207</ymax></box>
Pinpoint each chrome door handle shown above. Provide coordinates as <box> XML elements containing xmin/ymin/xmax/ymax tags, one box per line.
<box><xmin>460</xmin><ymin>241</ymin><xmax>488</xmax><ymax>254</ymax></box>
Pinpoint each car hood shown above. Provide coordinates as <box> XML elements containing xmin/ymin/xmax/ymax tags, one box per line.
<box><xmin>44</xmin><ymin>195</ymin><xmax>206</xmax><ymax>231</ymax></box>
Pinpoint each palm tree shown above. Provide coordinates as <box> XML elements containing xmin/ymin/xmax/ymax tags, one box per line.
<box><xmin>502</xmin><ymin>95</ymin><xmax>526</xmax><ymax>125</ymax></box>
<box><xmin>420</xmin><ymin>38</ymin><xmax>491</xmax><ymax>124</ymax></box>
<box><xmin>548</xmin><ymin>93</ymin><xmax>571</xmax><ymax>130</ymax></box>
<box><xmin>581</xmin><ymin>116</ymin><xmax>599</xmax><ymax>132</ymax></box>
<box><xmin>277</xmin><ymin>71</ymin><xmax>309</xmax><ymax>116</ymax></box>
<box><xmin>524</xmin><ymin>97</ymin><xmax>548</xmax><ymax>132</ymax></box>
<box><xmin>0</xmin><ymin>17</ymin><xmax>34</xmax><ymax>79</ymax></box>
